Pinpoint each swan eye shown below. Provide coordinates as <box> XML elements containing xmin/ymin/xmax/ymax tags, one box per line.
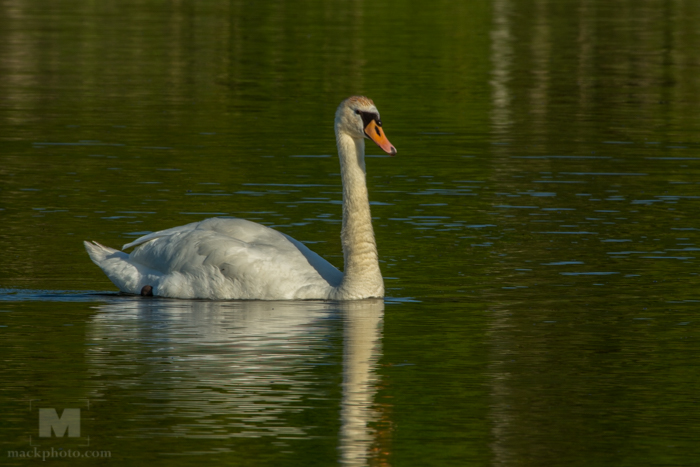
<box><xmin>355</xmin><ymin>109</ymin><xmax>361</xmax><ymax>115</ymax></box>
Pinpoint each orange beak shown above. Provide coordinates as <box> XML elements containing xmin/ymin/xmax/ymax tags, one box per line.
<box><xmin>364</xmin><ymin>120</ymin><xmax>397</xmax><ymax>156</ymax></box>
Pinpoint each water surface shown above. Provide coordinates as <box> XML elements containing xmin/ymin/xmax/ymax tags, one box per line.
<box><xmin>2</xmin><ymin>0</ymin><xmax>700</xmax><ymax>465</ymax></box>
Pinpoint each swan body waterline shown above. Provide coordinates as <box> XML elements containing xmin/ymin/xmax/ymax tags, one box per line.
<box><xmin>84</xmin><ymin>96</ymin><xmax>397</xmax><ymax>300</ymax></box>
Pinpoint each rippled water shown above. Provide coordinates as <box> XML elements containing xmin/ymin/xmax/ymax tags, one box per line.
<box><xmin>2</xmin><ymin>0</ymin><xmax>700</xmax><ymax>465</ymax></box>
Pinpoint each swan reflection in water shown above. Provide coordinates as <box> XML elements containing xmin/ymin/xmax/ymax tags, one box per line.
<box><xmin>86</xmin><ymin>297</ymin><xmax>385</xmax><ymax>465</ymax></box>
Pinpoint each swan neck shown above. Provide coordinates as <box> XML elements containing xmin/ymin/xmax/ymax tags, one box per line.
<box><xmin>336</xmin><ymin>132</ymin><xmax>383</xmax><ymax>299</ymax></box>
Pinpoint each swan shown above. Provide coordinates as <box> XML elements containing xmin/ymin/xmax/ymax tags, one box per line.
<box><xmin>84</xmin><ymin>96</ymin><xmax>397</xmax><ymax>300</ymax></box>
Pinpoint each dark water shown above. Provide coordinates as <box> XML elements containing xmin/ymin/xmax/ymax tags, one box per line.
<box><xmin>2</xmin><ymin>0</ymin><xmax>700</xmax><ymax>465</ymax></box>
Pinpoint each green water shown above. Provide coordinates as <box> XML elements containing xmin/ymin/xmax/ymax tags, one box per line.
<box><xmin>2</xmin><ymin>0</ymin><xmax>700</xmax><ymax>465</ymax></box>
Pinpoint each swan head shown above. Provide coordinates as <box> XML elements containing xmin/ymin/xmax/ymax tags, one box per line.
<box><xmin>335</xmin><ymin>96</ymin><xmax>397</xmax><ymax>155</ymax></box>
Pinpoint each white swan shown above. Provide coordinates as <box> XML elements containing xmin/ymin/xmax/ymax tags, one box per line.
<box><xmin>84</xmin><ymin>96</ymin><xmax>396</xmax><ymax>300</ymax></box>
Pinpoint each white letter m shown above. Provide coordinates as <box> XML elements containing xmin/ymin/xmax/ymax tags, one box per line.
<box><xmin>39</xmin><ymin>408</ymin><xmax>81</xmax><ymax>437</ymax></box>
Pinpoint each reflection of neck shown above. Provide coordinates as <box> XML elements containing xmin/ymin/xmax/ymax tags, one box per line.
<box><xmin>336</xmin><ymin>132</ymin><xmax>383</xmax><ymax>299</ymax></box>
<box><xmin>339</xmin><ymin>300</ymin><xmax>384</xmax><ymax>465</ymax></box>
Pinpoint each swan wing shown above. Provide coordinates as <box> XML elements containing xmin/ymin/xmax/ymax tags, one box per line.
<box><xmin>90</xmin><ymin>218</ymin><xmax>343</xmax><ymax>300</ymax></box>
<box><xmin>122</xmin><ymin>221</ymin><xmax>202</xmax><ymax>250</ymax></box>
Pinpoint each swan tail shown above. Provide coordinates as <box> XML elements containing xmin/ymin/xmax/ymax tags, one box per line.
<box><xmin>83</xmin><ymin>241</ymin><xmax>150</xmax><ymax>294</ymax></box>
<box><xmin>84</xmin><ymin>241</ymin><xmax>124</xmax><ymax>263</ymax></box>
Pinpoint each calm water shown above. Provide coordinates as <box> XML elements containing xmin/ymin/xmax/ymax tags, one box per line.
<box><xmin>2</xmin><ymin>0</ymin><xmax>700</xmax><ymax>465</ymax></box>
